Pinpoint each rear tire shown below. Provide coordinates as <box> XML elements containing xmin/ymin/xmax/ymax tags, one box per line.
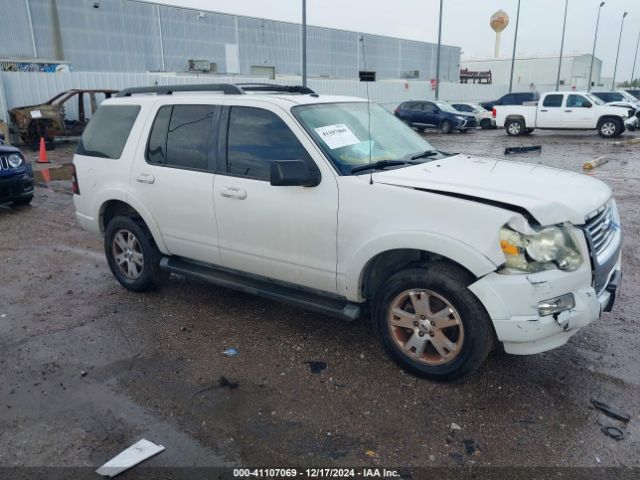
<box><xmin>480</xmin><ymin>119</ymin><xmax>492</xmax><ymax>130</ymax></box>
<box><xmin>104</xmin><ymin>216</ymin><xmax>169</xmax><ymax>292</ymax></box>
<box><xmin>598</xmin><ymin>118</ymin><xmax>622</xmax><ymax>138</ymax></box>
<box><xmin>440</xmin><ymin>120</ymin><xmax>453</xmax><ymax>134</ymax></box>
<box><xmin>373</xmin><ymin>264</ymin><xmax>494</xmax><ymax>381</ymax></box>
<box><xmin>506</xmin><ymin>118</ymin><xmax>525</xmax><ymax>136</ymax></box>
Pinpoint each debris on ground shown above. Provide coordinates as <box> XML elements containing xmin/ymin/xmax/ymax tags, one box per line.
<box><xmin>601</xmin><ymin>426</ymin><xmax>624</xmax><ymax>441</ymax></box>
<box><xmin>450</xmin><ymin>422</ymin><xmax>462</xmax><ymax>431</ymax></box>
<box><xmin>462</xmin><ymin>439</ymin><xmax>477</xmax><ymax>455</ymax></box>
<box><xmin>80</xmin><ymin>370</ymin><xmax>87</xmax><ymax>377</ymax></box>
<box><xmin>95</xmin><ymin>439</ymin><xmax>165</xmax><ymax>477</ymax></box>
<box><xmin>218</xmin><ymin>375</ymin><xmax>239</xmax><ymax>390</ymax></box>
<box><xmin>504</xmin><ymin>145</ymin><xmax>542</xmax><ymax>155</ymax></box>
<box><xmin>583</xmin><ymin>155</ymin><xmax>608</xmax><ymax>170</ymax></box>
<box><xmin>365</xmin><ymin>450</ymin><xmax>377</xmax><ymax>458</ymax></box>
<box><xmin>303</xmin><ymin>361</ymin><xmax>327</xmax><ymax>374</ymax></box>
<box><xmin>591</xmin><ymin>399</ymin><xmax>631</xmax><ymax>422</ymax></box>
<box><xmin>222</xmin><ymin>347</ymin><xmax>238</xmax><ymax>357</ymax></box>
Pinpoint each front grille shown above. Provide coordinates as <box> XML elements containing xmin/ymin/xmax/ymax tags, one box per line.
<box><xmin>584</xmin><ymin>200</ymin><xmax>622</xmax><ymax>293</ymax></box>
<box><xmin>585</xmin><ymin>203</ymin><xmax>617</xmax><ymax>256</ymax></box>
<box><xmin>0</xmin><ymin>156</ymin><xmax>9</xmax><ymax>171</ymax></box>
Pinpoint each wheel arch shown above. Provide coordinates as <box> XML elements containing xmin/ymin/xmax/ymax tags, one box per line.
<box><xmin>344</xmin><ymin>233</ymin><xmax>499</xmax><ymax>303</ymax></box>
<box><xmin>99</xmin><ymin>198</ymin><xmax>169</xmax><ymax>254</ymax></box>
<box><xmin>505</xmin><ymin>115</ymin><xmax>526</xmax><ymax>126</ymax></box>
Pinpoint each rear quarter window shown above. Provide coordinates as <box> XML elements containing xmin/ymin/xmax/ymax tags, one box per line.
<box><xmin>77</xmin><ymin>104</ymin><xmax>141</xmax><ymax>159</ymax></box>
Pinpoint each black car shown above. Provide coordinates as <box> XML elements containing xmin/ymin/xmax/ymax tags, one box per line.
<box><xmin>0</xmin><ymin>135</ymin><xmax>34</xmax><ymax>206</ymax></box>
<box><xmin>394</xmin><ymin>101</ymin><xmax>477</xmax><ymax>134</ymax></box>
<box><xmin>480</xmin><ymin>91</ymin><xmax>540</xmax><ymax>111</ymax></box>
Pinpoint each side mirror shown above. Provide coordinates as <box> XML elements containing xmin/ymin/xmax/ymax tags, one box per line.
<box><xmin>270</xmin><ymin>160</ymin><xmax>320</xmax><ymax>187</ymax></box>
<box><xmin>585</xmin><ymin>102</ymin><xmax>592</xmax><ymax>108</ymax></box>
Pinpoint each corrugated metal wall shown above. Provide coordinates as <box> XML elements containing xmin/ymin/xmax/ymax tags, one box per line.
<box><xmin>1</xmin><ymin>0</ymin><xmax>460</xmax><ymax>81</ymax></box>
<box><xmin>0</xmin><ymin>71</ymin><xmax>511</xmax><ymax>123</ymax></box>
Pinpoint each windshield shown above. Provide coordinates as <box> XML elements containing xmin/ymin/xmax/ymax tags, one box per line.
<box><xmin>435</xmin><ymin>102</ymin><xmax>460</xmax><ymax>113</ymax></box>
<box><xmin>294</xmin><ymin>102</ymin><xmax>440</xmax><ymax>175</ymax></box>
<box><xmin>585</xmin><ymin>93</ymin><xmax>604</xmax><ymax>105</ymax></box>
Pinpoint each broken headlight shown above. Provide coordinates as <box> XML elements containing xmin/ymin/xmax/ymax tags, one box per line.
<box><xmin>499</xmin><ymin>225</ymin><xmax>583</xmax><ymax>273</ymax></box>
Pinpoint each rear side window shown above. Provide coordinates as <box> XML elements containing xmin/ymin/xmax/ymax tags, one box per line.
<box><xmin>226</xmin><ymin>106</ymin><xmax>311</xmax><ymax>181</ymax></box>
<box><xmin>543</xmin><ymin>95</ymin><xmax>564</xmax><ymax>107</ymax></box>
<box><xmin>452</xmin><ymin>104</ymin><xmax>473</xmax><ymax>112</ymax></box>
<box><xmin>146</xmin><ymin>105</ymin><xmax>219</xmax><ymax>171</ymax></box>
<box><xmin>77</xmin><ymin>105</ymin><xmax>140</xmax><ymax>159</ymax></box>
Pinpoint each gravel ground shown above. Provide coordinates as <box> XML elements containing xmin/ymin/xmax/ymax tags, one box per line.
<box><xmin>1</xmin><ymin>130</ymin><xmax>639</xmax><ymax>476</ymax></box>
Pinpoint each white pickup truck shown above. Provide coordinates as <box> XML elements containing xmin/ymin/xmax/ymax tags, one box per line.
<box><xmin>494</xmin><ymin>91</ymin><xmax>637</xmax><ymax>138</ymax></box>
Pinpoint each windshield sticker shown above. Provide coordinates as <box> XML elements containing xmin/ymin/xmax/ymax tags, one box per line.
<box><xmin>314</xmin><ymin>124</ymin><xmax>360</xmax><ymax>149</ymax></box>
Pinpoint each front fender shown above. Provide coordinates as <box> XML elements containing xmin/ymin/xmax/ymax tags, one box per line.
<box><xmin>341</xmin><ymin>231</ymin><xmax>500</xmax><ymax>302</ymax></box>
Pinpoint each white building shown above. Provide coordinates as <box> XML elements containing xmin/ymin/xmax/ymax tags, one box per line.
<box><xmin>461</xmin><ymin>54</ymin><xmax>602</xmax><ymax>90</ymax></box>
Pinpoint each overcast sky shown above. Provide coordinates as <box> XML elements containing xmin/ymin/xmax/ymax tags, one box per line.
<box><xmin>151</xmin><ymin>0</ymin><xmax>640</xmax><ymax>79</ymax></box>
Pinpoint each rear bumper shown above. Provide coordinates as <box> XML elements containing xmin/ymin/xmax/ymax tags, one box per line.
<box><xmin>469</xmin><ymin>255</ymin><xmax>621</xmax><ymax>355</ymax></box>
<box><xmin>0</xmin><ymin>172</ymin><xmax>34</xmax><ymax>203</ymax></box>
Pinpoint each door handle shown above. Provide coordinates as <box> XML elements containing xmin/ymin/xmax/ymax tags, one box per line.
<box><xmin>135</xmin><ymin>173</ymin><xmax>155</xmax><ymax>184</ymax></box>
<box><xmin>540</xmin><ymin>109</ymin><xmax>548</xmax><ymax>112</ymax></box>
<box><xmin>565</xmin><ymin>110</ymin><xmax>573</xmax><ymax>112</ymax></box>
<box><xmin>220</xmin><ymin>186</ymin><xmax>247</xmax><ymax>200</ymax></box>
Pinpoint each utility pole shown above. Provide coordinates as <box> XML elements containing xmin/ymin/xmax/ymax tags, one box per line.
<box><xmin>509</xmin><ymin>0</ymin><xmax>521</xmax><ymax>93</ymax></box>
<box><xmin>632</xmin><ymin>30</ymin><xmax>640</xmax><ymax>87</ymax></box>
<box><xmin>612</xmin><ymin>11</ymin><xmax>628</xmax><ymax>90</ymax></box>
<box><xmin>588</xmin><ymin>2</ymin><xmax>605</xmax><ymax>91</ymax></box>
<box><xmin>435</xmin><ymin>0</ymin><xmax>443</xmax><ymax>100</ymax></box>
<box><xmin>302</xmin><ymin>0</ymin><xmax>307</xmax><ymax>87</ymax></box>
<box><xmin>556</xmin><ymin>0</ymin><xmax>569</xmax><ymax>91</ymax></box>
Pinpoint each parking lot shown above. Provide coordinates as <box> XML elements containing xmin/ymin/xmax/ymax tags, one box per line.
<box><xmin>1</xmin><ymin>129</ymin><xmax>639</xmax><ymax>475</ymax></box>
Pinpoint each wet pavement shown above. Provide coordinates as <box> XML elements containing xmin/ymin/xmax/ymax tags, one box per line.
<box><xmin>1</xmin><ymin>130</ymin><xmax>639</xmax><ymax>474</ymax></box>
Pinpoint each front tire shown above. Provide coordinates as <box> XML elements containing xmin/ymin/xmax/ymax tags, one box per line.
<box><xmin>373</xmin><ymin>264</ymin><xmax>494</xmax><ymax>381</ymax></box>
<box><xmin>598</xmin><ymin>118</ymin><xmax>622</xmax><ymax>138</ymax></box>
<box><xmin>506</xmin><ymin>118</ymin><xmax>525</xmax><ymax>136</ymax></box>
<box><xmin>104</xmin><ymin>216</ymin><xmax>169</xmax><ymax>292</ymax></box>
<box><xmin>440</xmin><ymin>120</ymin><xmax>453</xmax><ymax>134</ymax></box>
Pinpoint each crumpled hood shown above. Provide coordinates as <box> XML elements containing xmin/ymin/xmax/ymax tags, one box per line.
<box><xmin>370</xmin><ymin>154</ymin><xmax>612</xmax><ymax>225</ymax></box>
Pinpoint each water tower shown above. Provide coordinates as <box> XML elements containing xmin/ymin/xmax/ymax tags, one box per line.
<box><xmin>491</xmin><ymin>10</ymin><xmax>510</xmax><ymax>58</ymax></box>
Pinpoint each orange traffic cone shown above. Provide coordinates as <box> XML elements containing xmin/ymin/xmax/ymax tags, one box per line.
<box><xmin>40</xmin><ymin>168</ymin><xmax>51</xmax><ymax>183</ymax></box>
<box><xmin>37</xmin><ymin>137</ymin><xmax>50</xmax><ymax>164</ymax></box>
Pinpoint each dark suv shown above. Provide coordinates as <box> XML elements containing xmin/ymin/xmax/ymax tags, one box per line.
<box><xmin>394</xmin><ymin>101</ymin><xmax>477</xmax><ymax>134</ymax></box>
<box><xmin>480</xmin><ymin>91</ymin><xmax>540</xmax><ymax>111</ymax></box>
<box><xmin>0</xmin><ymin>135</ymin><xmax>34</xmax><ymax>206</ymax></box>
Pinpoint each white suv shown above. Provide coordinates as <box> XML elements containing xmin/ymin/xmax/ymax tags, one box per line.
<box><xmin>73</xmin><ymin>83</ymin><xmax>622</xmax><ymax>381</ymax></box>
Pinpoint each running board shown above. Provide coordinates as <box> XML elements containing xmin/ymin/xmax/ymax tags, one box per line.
<box><xmin>160</xmin><ymin>257</ymin><xmax>361</xmax><ymax>321</ymax></box>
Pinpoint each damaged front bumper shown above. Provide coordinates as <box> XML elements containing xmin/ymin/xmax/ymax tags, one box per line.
<box><xmin>469</xmin><ymin>255</ymin><xmax>621</xmax><ymax>355</ymax></box>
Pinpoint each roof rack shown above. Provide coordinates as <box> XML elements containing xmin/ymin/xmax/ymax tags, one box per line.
<box><xmin>236</xmin><ymin>83</ymin><xmax>316</xmax><ymax>95</ymax></box>
<box><xmin>116</xmin><ymin>83</ymin><xmax>316</xmax><ymax>97</ymax></box>
<box><xmin>117</xmin><ymin>83</ymin><xmax>245</xmax><ymax>97</ymax></box>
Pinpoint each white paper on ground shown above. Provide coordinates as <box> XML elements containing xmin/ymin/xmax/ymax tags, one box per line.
<box><xmin>95</xmin><ymin>439</ymin><xmax>165</xmax><ymax>477</ymax></box>
<box><xmin>314</xmin><ymin>124</ymin><xmax>360</xmax><ymax>149</ymax></box>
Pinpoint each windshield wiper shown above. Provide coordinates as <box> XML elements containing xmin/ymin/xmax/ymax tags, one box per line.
<box><xmin>350</xmin><ymin>160</ymin><xmax>422</xmax><ymax>174</ymax></box>
<box><xmin>410</xmin><ymin>149</ymin><xmax>440</xmax><ymax>160</ymax></box>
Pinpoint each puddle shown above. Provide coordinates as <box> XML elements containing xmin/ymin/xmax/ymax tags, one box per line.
<box><xmin>34</xmin><ymin>163</ymin><xmax>73</xmax><ymax>183</ymax></box>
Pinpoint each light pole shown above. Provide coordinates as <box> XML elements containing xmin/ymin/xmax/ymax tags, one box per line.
<box><xmin>612</xmin><ymin>11</ymin><xmax>628</xmax><ymax>90</ymax></box>
<box><xmin>632</xmin><ymin>30</ymin><xmax>640</xmax><ymax>87</ymax></box>
<box><xmin>556</xmin><ymin>0</ymin><xmax>569</xmax><ymax>91</ymax></box>
<box><xmin>588</xmin><ymin>2</ymin><xmax>605</xmax><ymax>91</ymax></box>
<box><xmin>509</xmin><ymin>0</ymin><xmax>521</xmax><ymax>93</ymax></box>
<box><xmin>302</xmin><ymin>0</ymin><xmax>307</xmax><ymax>87</ymax></box>
<box><xmin>435</xmin><ymin>0</ymin><xmax>443</xmax><ymax>100</ymax></box>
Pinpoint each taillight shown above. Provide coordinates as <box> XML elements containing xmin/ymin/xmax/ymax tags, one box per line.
<box><xmin>492</xmin><ymin>107</ymin><xmax>497</xmax><ymax>118</ymax></box>
<box><xmin>394</xmin><ymin>107</ymin><xmax>400</xmax><ymax>114</ymax></box>
<box><xmin>71</xmin><ymin>163</ymin><xmax>80</xmax><ymax>195</ymax></box>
